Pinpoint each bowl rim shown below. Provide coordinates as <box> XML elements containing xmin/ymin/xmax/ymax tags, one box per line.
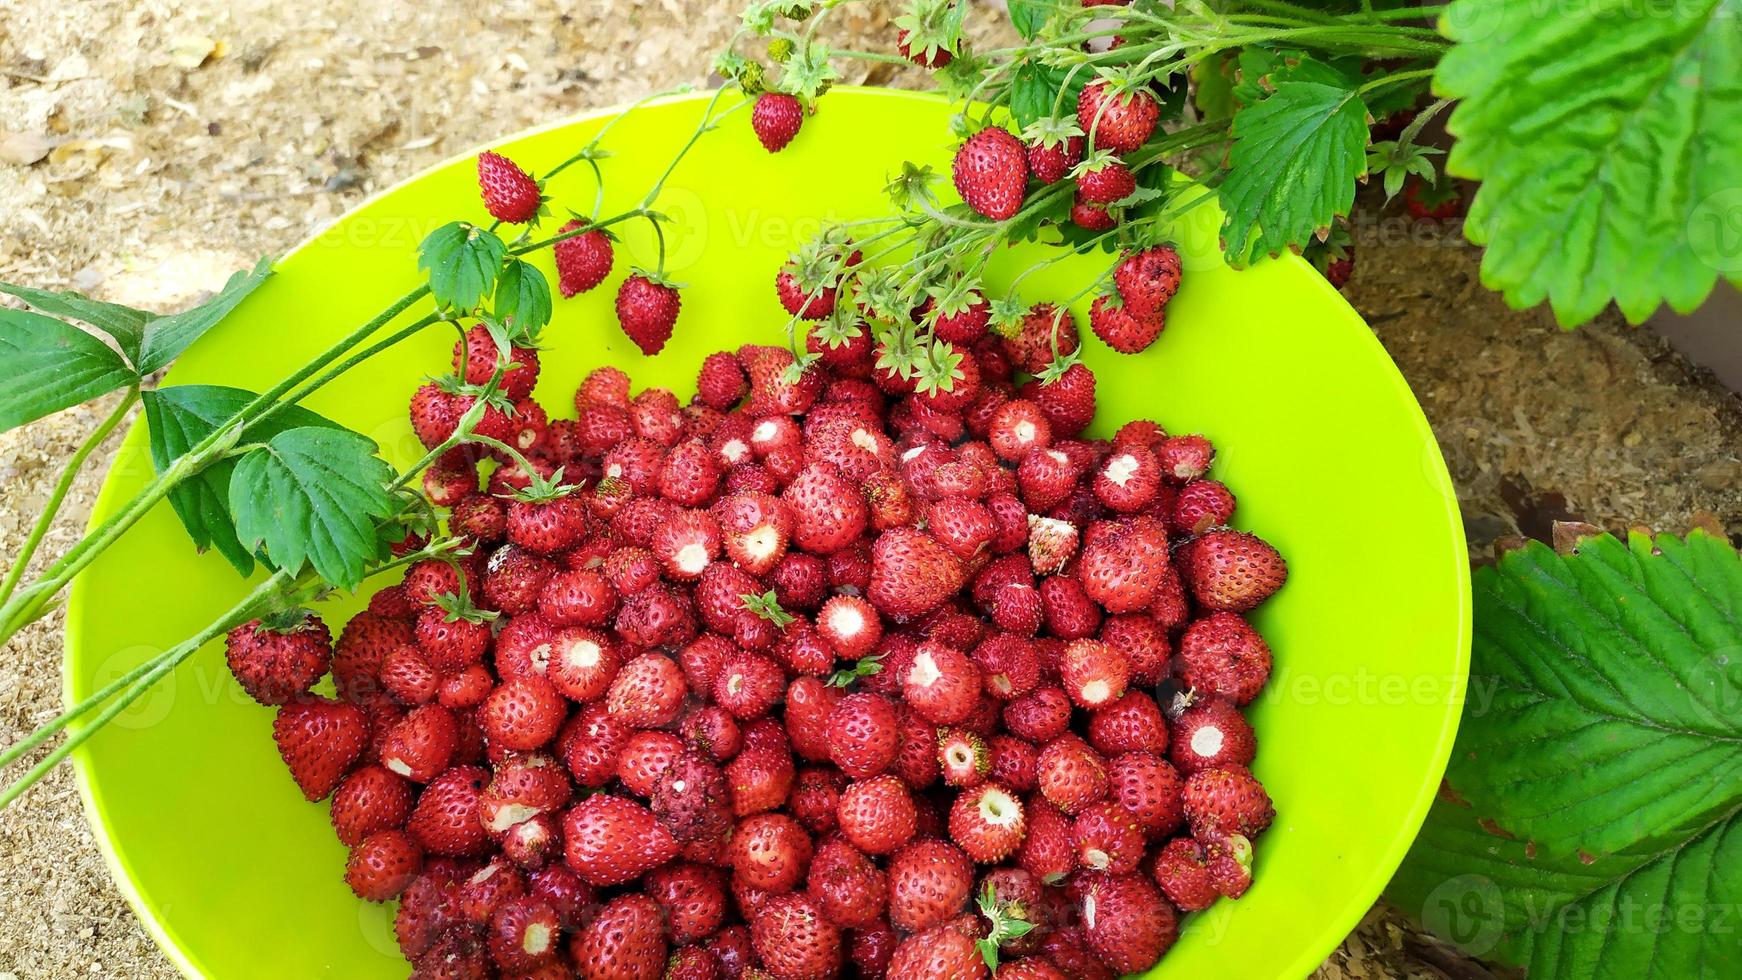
<box><xmin>62</xmin><ymin>86</ymin><xmax>1472</xmax><ymax>980</ymax></box>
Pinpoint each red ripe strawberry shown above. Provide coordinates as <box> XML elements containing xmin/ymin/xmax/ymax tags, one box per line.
<box><xmin>645</xmin><ymin>863</ymin><xmax>729</xmax><ymax>944</ymax></box>
<box><xmin>1016</xmin><ymin>450</ymin><xmax>1077</xmax><ymax>514</ymax></box>
<box><xmin>225</xmin><ymin>614</ymin><xmax>332</xmax><ymax>706</ymax></box>
<box><xmin>1078</xmin><ymin>873</ymin><xmax>1176</xmax><ymax>974</ymax></box>
<box><xmin>544</xmin><ymin>626</ymin><xmax>620</xmax><ymax>702</ymax></box>
<box><xmin>1178</xmin><ymin>612</ymin><xmax>1273</xmax><ymax>704</ymax></box>
<box><xmin>477</xmin><ymin>151</ymin><xmax>542</xmax><ymax>224</ymax></box>
<box><xmin>272</xmin><ymin>696</ymin><xmax>367</xmax><ymax>801</ymax></box>
<box><xmin>475</xmin><ymin>675</ymin><xmax>561</xmax><ymax>751</ymax></box>
<box><xmin>1112</xmin><ymin>245</ymin><xmax>1181</xmax><ymax>319</ymax></box>
<box><xmin>1404</xmin><ymin>177</ymin><xmax>1464</xmax><ymax>221</ymax></box>
<box><xmin>1025</xmin><ymin>361</ymin><xmax>1097</xmax><ymax>438</ymax></box>
<box><xmin>437</xmin><ymin>664</ymin><xmax>493</xmax><ymax>712</ymax></box>
<box><xmin>562</xmin><ymin>794</ymin><xmax>680</xmax><ymax>885</ymax></box>
<box><xmin>1039</xmin><ymin>577</ymin><xmax>1101</xmax><ymax>639</ymax></box>
<box><xmin>953</xmin><ymin>127</ymin><xmax>1028</xmax><ymax>220</ymax></box>
<box><xmin>989</xmin><ymin>400</ymin><xmax>1052</xmax><ymax>462</ymax></box>
<box><xmin>409</xmin><ymin>382</ymin><xmax>464</xmax><ymax>449</ymax></box>
<box><xmin>656</xmin><ymin>445</ymin><xmax>721</xmax><ymax>513</ymax></box>
<box><xmin>936</xmin><ymin>728</ymin><xmax>991</xmax><ymax>787</ymax></box>
<box><xmin>380</xmin><ymin>703</ymin><xmax>459</xmax><ymax>783</ymax></box>
<box><xmin>808</xmin><ymin>837</ymin><xmax>887</xmax><ymax>927</ymax></box>
<box><xmin>632</xmin><ymin>387</ymin><xmax>686</xmax><ymax>446</ymax></box>
<box><xmin>779</xmin><ymin>676</ymin><xmax>839</xmax><ymax>764</ymax></box>
<box><xmin>1002</xmin><ymin>686</ymin><xmax>1072</xmax><ymax>744</ymax></box>
<box><xmin>1076</xmin><ymin>79</ymin><xmax>1159</xmax><ymax>154</ymax></box>
<box><xmin>1028</xmin><ymin>134</ymin><xmax>1085</xmax><ymax>185</ymax></box>
<box><xmin>553</xmin><ymin>219</ymin><xmax>614</xmax><ymax>297</ymax></box>
<box><xmin>1171</xmin><ymin>478</ymin><xmax>1236</xmax><ymax>535</ymax></box>
<box><xmin>988</xmin><ymin>735</ymin><xmax>1039</xmax><ymax>792</ymax></box>
<box><xmin>1098</xmin><ymin>613</ymin><xmax>1170</xmax><ymax>687</ymax></box>
<box><xmin>1156</xmin><ymin>433</ymin><xmax>1213</xmax><ymax>481</ymax></box>
<box><xmin>998</xmin><ymin>961</ymin><xmax>1068</xmax><ymax>980</ymax></box>
<box><xmin>815</xmin><ymin>594</ymin><xmax>880</xmax><ymax>658</ymax></box>
<box><xmin>694</xmin><ymin>351</ymin><xmax>746</xmax><ymax>409</ymax></box>
<box><xmin>558</xmin><ymin>702</ymin><xmax>630</xmax><ymax>788</ymax></box>
<box><xmin>1086</xmin><ymin>691</ymin><xmax>1167</xmax><ymax>757</ymax></box>
<box><xmin>1074</xmin><ymin>156</ymin><xmax>1135</xmax><ymax>205</ymax></box>
<box><xmin>902</xmin><ymin>641</ymin><xmax>980</xmax><ymax>725</ymax></box>
<box><xmin>972</xmin><ymin>634</ymin><xmax>1038</xmax><ymax>701</ymax></box>
<box><xmin>1001</xmin><ymin>304</ymin><xmax>1079</xmax><ymax>375</ymax></box>
<box><xmin>1181</xmin><ymin>765</ymin><xmax>1274</xmax><ymax>837</ymax></box>
<box><xmin>571</xmin><ymin>894</ymin><xmax>669</xmax><ymax>980</ymax></box>
<box><xmin>927</xmin><ymin>289</ymin><xmax>992</xmax><ymax>345</ymax></box>
<box><xmin>1072</xmin><ymin>801</ymin><xmax>1145</xmax><ymax>873</ymax></box>
<box><xmin>828</xmin><ymin>692</ymin><xmax>900</xmax><ymax>779</ymax></box>
<box><xmin>1107</xmin><ymin>751</ymin><xmax>1184</xmax><ymax>838</ymax></box>
<box><xmin>411</xmin><ymin>929</ymin><xmax>489</xmax><ymax>978</ymax></box>
<box><xmin>1016</xmin><ymin>797</ymin><xmax>1075</xmax><ymax>884</ymax></box>
<box><xmin>781</xmin><ymin>463</ymin><xmax>868</xmax><ymax>555</ymax></box>
<box><xmin>345</xmin><ymin>829</ymin><xmax>422</xmax><ymax>901</ymax></box>
<box><xmin>415</xmin><ymin>606</ymin><xmax>490</xmax><ymax>674</ymax></box>
<box><xmin>506</xmin><ymin>494</ymin><xmax>587</xmax><ymax>556</ymax></box>
<box><xmin>1024</xmin><ymin>515</ymin><xmax>1078</xmax><ymax>578</ymax></box>
<box><xmin>1150</xmin><ymin>837</ymin><xmax>1219</xmax><ymax>911</ymax></box>
<box><xmin>948</xmin><ymin>782</ymin><xmax>1027</xmax><ymax>864</ymax></box>
<box><xmin>483</xmin><ymin>545</ymin><xmax>556</xmax><ymax>616</ymax></box>
<box><xmin>887</xmin><ymin>922</ymin><xmax>989</xmax><ymax>980</ymax></box>
<box><xmin>653</xmin><ymin>751</ymin><xmax>733</xmax><ymax>842</ymax></box>
<box><xmin>1088</xmin><ymin>291</ymin><xmax>1163</xmax><ymax>355</ymax></box>
<box><xmin>450</xmin><ymin>493</ymin><xmax>506</xmax><ymax>545</ymax></box>
<box><xmin>716</xmin><ymin>492</ymin><xmax>794</xmax><ymax>576</ymax></box>
<box><xmin>1059</xmin><ymin>639</ymin><xmax>1128</xmax><ymax>709</ymax></box>
<box><xmin>713</xmin><ymin>651</ymin><xmax>786</xmax><ymax>720</ymax></box>
<box><xmin>744</xmin><ymin>347</ymin><xmax>824</xmax><ymax>416</ymax></box>
<box><xmin>726</xmin><ymin>742</ymin><xmax>796</xmax><ymax>817</ymax></box>
<box><xmin>1077</xmin><ymin>518</ymin><xmax>1168</xmax><ymax>614</ymax></box>
<box><xmin>869</xmin><ymin>528</ymin><xmax>965</xmax><ymax>620</ymax></box>
<box><xmin>837</xmin><ymin>774</ymin><xmax>918</xmax><ymax>855</ymax></box>
<box><xmin>1171</xmin><ymin>697</ymin><xmax>1256</xmax><ymax>773</ymax></box>
<box><xmin>1036</xmin><ymin>736</ymin><xmax>1108</xmax><ymax>815</ymax></box>
<box><xmin>1180</xmin><ymin>529</ymin><xmax>1287</xmax><ymax>612</ymax></box>
<box><xmin>897</xmin><ymin>29</ymin><xmax>954</xmax><ymax>67</ymax></box>
<box><xmin>453</xmin><ymin>323</ymin><xmax>541</xmax><ymax>401</ymax></box>
<box><xmin>775</xmin><ymin>263</ymin><xmax>837</xmax><ymax>320</ymax></box>
<box><xmin>752</xmin><ymin>92</ymin><xmax>804</xmax><ymax>152</ymax></box>
<box><xmin>615</xmin><ymin>583</ymin><xmax>698</xmax><ymax>649</ymax></box>
<box><xmin>984</xmin><ymin>494</ymin><xmax>1031</xmax><ymax>555</ymax></box>
<box><xmin>752</xmin><ymin>893</ymin><xmax>843</xmax><ymax>980</ymax></box>
<box><xmin>606</xmin><ymin>652</ymin><xmax>687</xmax><ymax>728</ymax></box>
<box><xmin>886</xmin><ymin>838</ymin><xmax>974</xmax><ymax>934</ymax></box>
<box><xmin>847</xmin><ymin>920</ymin><xmax>899</xmax><ymax>978</ymax></box>
<box><xmin>487</xmin><ymin>896</ymin><xmax>561</xmax><ymax>973</ymax></box>
<box><xmin>408</xmin><ymin>765</ymin><xmax>492</xmax><ymax>856</ymax></box>
<box><xmin>616</xmin><ymin>273</ymin><xmax>681</xmax><ymax>355</ymax></box>
<box><xmin>331</xmin><ymin>765</ymin><xmax>415</xmax><ymax>846</ymax></box>
<box><xmin>540</xmin><ymin>568</ymin><xmax>618</xmax><ymax>627</ymax></box>
<box><xmin>479</xmin><ymin>754</ymin><xmax>572</xmax><ymax>833</ymax></box>
<box><xmin>705</xmin><ymin>925</ymin><xmax>755</xmax><ymax>980</ymax></box>
<box><xmin>728</xmin><ymin>812</ymin><xmax>814</xmax><ymax>892</ymax></box>
<box><xmin>422</xmin><ymin>449</ymin><xmax>476</xmax><ymax>506</ymax></box>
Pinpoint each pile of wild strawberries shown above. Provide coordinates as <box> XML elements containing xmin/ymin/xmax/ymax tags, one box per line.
<box><xmin>224</xmin><ymin>243</ymin><xmax>1286</xmax><ymax>980</ymax></box>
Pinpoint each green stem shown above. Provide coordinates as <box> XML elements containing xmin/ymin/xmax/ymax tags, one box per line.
<box><xmin>830</xmin><ymin>48</ymin><xmax>910</xmax><ymax>65</ymax></box>
<box><xmin>1358</xmin><ymin>67</ymin><xmax>1437</xmax><ymax>97</ymax></box>
<box><xmin>0</xmin><ymin>387</ymin><xmax>138</xmax><ymax>609</ymax></box>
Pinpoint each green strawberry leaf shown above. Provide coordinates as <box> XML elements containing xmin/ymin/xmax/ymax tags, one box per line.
<box><xmin>0</xmin><ymin>281</ymin><xmax>151</xmax><ymax>366</ymax></box>
<box><xmin>1008</xmin><ymin>61</ymin><xmax>1056</xmax><ymax>130</ymax></box>
<box><xmin>229</xmin><ymin>426</ymin><xmax>396</xmax><ymax>590</ymax></box>
<box><xmin>493</xmin><ymin>259</ymin><xmax>553</xmax><ymax>337</ymax></box>
<box><xmin>0</xmin><ymin>308</ymin><xmax>139</xmax><ymax>433</ymax></box>
<box><xmin>1007</xmin><ymin>0</ymin><xmax>1048</xmax><ymax>40</ymax></box>
<box><xmin>1435</xmin><ymin>0</ymin><xmax>1742</xmax><ymax>326</ymax></box>
<box><xmin>418</xmin><ymin>222</ymin><xmax>508</xmax><ymax>312</ymax></box>
<box><xmin>136</xmin><ymin>256</ymin><xmax>274</xmax><ymax>374</ymax></box>
<box><xmin>1388</xmin><ymin>530</ymin><xmax>1742</xmax><ymax>978</ymax></box>
<box><xmin>140</xmin><ymin>385</ymin><xmax>344</xmax><ymax>576</ymax></box>
<box><xmin>1219</xmin><ymin>80</ymin><xmax>1369</xmax><ymax>265</ymax></box>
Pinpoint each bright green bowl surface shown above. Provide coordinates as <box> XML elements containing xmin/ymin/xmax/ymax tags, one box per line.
<box><xmin>65</xmin><ymin>89</ymin><xmax>1469</xmax><ymax>979</ymax></box>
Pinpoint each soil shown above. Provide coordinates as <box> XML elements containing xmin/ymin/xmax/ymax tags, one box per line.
<box><xmin>2</xmin><ymin>1</ymin><xmax>1738</xmax><ymax>978</ymax></box>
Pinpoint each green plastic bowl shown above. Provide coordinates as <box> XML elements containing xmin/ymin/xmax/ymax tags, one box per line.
<box><xmin>65</xmin><ymin>89</ymin><xmax>1469</xmax><ymax>979</ymax></box>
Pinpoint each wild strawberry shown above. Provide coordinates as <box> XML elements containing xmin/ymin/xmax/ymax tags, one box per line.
<box><xmin>407</xmin><ymin>765</ymin><xmax>491</xmax><ymax>856</ymax></box>
<box><xmin>1039</xmin><ymin>576</ymin><xmax>1102</xmax><ymax>639</ymax></box>
<box><xmin>807</xmin><ymin>837</ymin><xmax>886</xmax><ymax>928</ymax></box>
<box><xmin>477</xmin><ymin>151</ymin><xmax>543</xmax><ymax>224</ymax></box>
<box><xmin>1077</xmin><ymin>518</ymin><xmax>1168</xmax><ymax>613</ymax></box>
<box><xmin>813</xmin><ymin>594</ymin><xmax>878</xmax><ymax>658</ymax></box>
<box><xmin>1097</xmin><ymin>614</ymin><xmax>1167</xmax><ymax>687</ymax></box>
<box><xmin>632</xmin><ymin>387</ymin><xmax>686</xmax><ymax>446</ymax></box>
<box><xmin>869</xmin><ymin>527</ymin><xmax>965</xmax><ymax>620</ymax></box>
<box><xmin>1020</xmin><ymin>516</ymin><xmax>1075</xmax><ymax>578</ymax></box>
<box><xmin>1059</xmin><ymin>639</ymin><xmax>1127</xmax><ymax>710</ymax></box>
<box><xmin>752</xmin><ymin>92</ymin><xmax>804</xmax><ymax>152</ymax></box>
<box><xmin>437</xmin><ymin>664</ymin><xmax>492</xmax><ymax>712</ymax></box>
<box><xmin>1181</xmin><ymin>765</ymin><xmax>1274</xmax><ymax>837</ymax></box>
<box><xmin>421</xmin><ymin>449</ymin><xmax>478</xmax><ymax>507</ymax></box>
<box><xmin>940</xmin><ymin>783</ymin><xmax>1025</xmax><ymax>867</ymax></box>
<box><xmin>710</xmin><ymin>492</ymin><xmax>789</xmax><ymax>576</ymax></box>
<box><xmin>1025</xmin><ymin>361</ymin><xmax>1097</xmax><ymax>437</ymax></box>
<box><xmin>225</xmin><ymin>613</ymin><xmax>332</xmax><ymax>706</ymax></box>
<box><xmin>828</xmin><ymin>692</ymin><xmax>900</xmax><ymax>778</ymax></box>
<box><xmin>997</xmin><ymin>959</ymin><xmax>1067</xmax><ymax>980</ymax></box>
<box><xmin>752</xmin><ymin>893</ymin><xmax>843</xmax><ymax>979</ymax></box>
<box><xmin>538</xmin><ymin>568</ymin><xmax>617</xmax><ymax>628</ymax></box>
<box><xmin>478</xmin><ymin>754</ymin><xmax>571</xmax><ymax>834</ymax></box>
<box><xmin>1150</xmin><ymin>837</ymin><xmax>1219</xmax><ymax>911</ymax></box>
<box><xmin>988</xmin><ymin>400</ymin><xmax>1051</xmax><ymax>463</ymax></box>
<box><xmin>877</xmin><ymin>838</ymin><xmax>971</xmax><ymax>936</ymax></box>
<box><xmin>1001</xmin><ymin>304</ymin><xmax>1079</xmax><ymax>376</ymax></box>
<box><xmin>505</xmin><ymin>494</ymin><xmax>587</xmax><ymax>558</ymax></box>
<box><xmin>953</xmin><ymin>127</ymin><xmax>1028</xmax><ymax>220</ymax></box>
<box><xmin>449</xmin><ymin>492</ymin><xmax>506</xmax><ymax>545</ymax></box>
<box><xmin>1105</xmin><ymin>750</ymin><xmax>1184</xmax><ymax>839</ymax></box>
<box><xmin>536</xmin><ymin>626</ymin><xmax>614</xmax><ymax>703</ymax></box>
<box><xmin>1036</xmin><ymin>736</ymin><xmax>1108</xmax><ymax>815</ymax></box>
<box><xmin>1178</xmin><ymin>612</ymin><xmax>1272</xmax><ymax>704</ymax></box>
<box><xmin>934</xmin><ymin>728</ymin><xmax>989</xmax><ymax>787</ymax></box>
<box><xmin>1112</xmin><ymin>245</ymin><xmax>1181</xmax><ymax>318</ymax></box>
<box><xmin>1072</xmin><ymin>801</ymin><xmax>1145</xmax><ymax>873</ymax></box>
<box><xmin>987</xmin><ymin>735</ymin><xmax>1038</xmax><ymax>793</ymax></box>
<box><xmin>409</xmin><ymin>382</ymin><xmax>465</xmax><ymax>449</ymax></box>
<box><xmin>1070</xmin><ymin>195</ymin><xmax>1117</xmax><ymax>231</ymax></box>
<box><xmin>924</xmin><ymin>497</ymin><xmax>994</xmax><ymax>560</ymax></box>
<box><xmin>705</xmin><ymin>926</ymin><xmax>755</xmax><ymax>980</ymax></box>
<box><xmin>984</xmin><ymin>492</ymin><xmax>1030</xmax><ymax>554</ymax></box>
<box><xmin>1086</xmin><ymin>691</ymin><xmax>1167</xmax><ymax>757</ymax></box>
<box><xmin>571</xmin><ymin>894</ymin><xmax>669</xmax><ymax>980</ymax></box>
<box><xmin>1171</xmin><ymin>697</ymin><xmax>1256</xmax><ymax>773</ymax></box>
<box><xmin>887</xmin><ymin>922</ymin><xmax>989</xmax><ymax>980</ymax></box>
<box><xmin>713</xmin><ymin>651</ymin><xmax>785</xmax><ymax>720</ymax></box>
<box><xmin>729</xmin><ymin>811</ymin><xmax>814</xmax><ymax>895</ymax></box>
<box><xmin>1156</xmin><ymin>433</ymin><xmax>1213</xmax><ymax>481</ymax></box>
<box><xmin>726</xmin><ymin>741</ymin><xmax>796</xmax><ymax>818</ymax></box>
<box><xmin>272</xmin><ymin>696</ymin><xmax>367</xmax><ymax>801</ymax></box>
<box><xmin>644</xmin><ymin>863</ymin><xmax>728</xmax><ymax>944</ymax></box>
<box><xmin>1073</xmin><ymin>155</ymin><xmax>1135</xmax><ymax>205</ymax></box>
<box><xmin>1076</xmin><ymin>78</ymin><xmax>1160</xmax><ymax>154</ymax></box>
<box><xmin>1180</xmin><ymin>529</ymin><xmax>1287</xmax><ymax>611</ymax></box>
<box><xmin>781</xmin><ymin>463</ymin><xmax>868</xmax><ymax>555</ymax></box>
<box><xmin>1404</xmin><ymin>177</ymin><xmax>1464</xmax><ymax>221</ymax></box>
<box><xmin>345</xmin><ymin>830</ymin><xmax>422</xmax><ymax>902</ymax></box>
<box><xmin>1171</xmin><ymin>479</ymin><xmax>1236</xmax><ymax>534</ymax></box>
<box><xmin>414</xmin><ymin>600</ymin><xmax>492</xmax><ymax>673</ymax></box>
<box><xmin>1027</xmin><ymin>132</ymin><xmax>1085</xmax><ymax>185</ymax></box>
<box><xmin>1088</xmin><ymin>291</ymin><xmax>1163</xmax><ymax>355</ymax></box>
<box><xmin>650</xmin><ymin>750</ymin><xmax>733</xmax><ymax>844</ymax></box>
<box><xmin>481</xmin><ymin>546</ymin><xmax>555</xmax><ymax>616</ymax></box>
<box><xmin>782</xmin><ymin>765</ymin><xmax>845</xmax><ymax>835</ymax></box>
<box><xmin>901</xmin><ymin>641</ymin><xmax>979</xmax><ymax>725</ymax></box>
<box><xmin>474</xmin><ymin>676</ymin><xmax>560</xmax><ymax>752</ymax></box>
<box><xmin>562</xmin><ymin>794</ymin><xmax>679</xmax><ymax>885</ymax></box>
<box><xmin>553</xmin><ymin>219</ymin><xmax>614</xmax><ymax>296</ymax></box>
<box><xmin>453</xmin><ymin>323</ymin><xmax>541</xmax><ymax>401</ymax></box>
<box><xmin>601</xmin><ymin>652</ymin><xmax>685</xmax><ymax>729</ymax></box>
<box><xmin>558</xmin><ymin>702</ymin><xmax>630</xmax><ymax>788</ymax></box>
<box><xmin>1077</xmin><ymin>873</ymin><xmax>1176</xmax><ymax>974</ymax></box>
<box><xmin>897</xmin><ymin>29</ymin><xmax>954</xmax><ymax>67</ymax></box>
<box><xmin>837</xmin><ymin>774</ymin><xmax>918</xmax><ymax>855</ymax></box>
<box><xmin>1002</xmin><ymin>686</ymin><xmax>1072</xmax><ymax>744</ymax></box>
<box><xmin>330</xmin><ymin>765</ymin><xmax>415</xmax><ymax>846</ymax></box>
<box><xmin>486</xmin><ymin>896</ymin><xmax>561</xmax><ymax>973</ymax></box>
<box><xmin>616</xmin><ymin>273</ymin><xmax>681</xmax><ymax>355</ymax></box>
<box><xmin>1015</xmin><ymin>797</ymin><xmax>1075</xmax><ymax>884</ymax></box>
<box><xmin>775</xmin><ymin>262</ymin><xmax>838</xmax><ymax>320</ymax></box>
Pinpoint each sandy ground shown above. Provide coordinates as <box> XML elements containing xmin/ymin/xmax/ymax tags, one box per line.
<box><xmin>2</xmin><ymin>1</ymin><xmax>1739</xmax><ymax>978</ymax></box>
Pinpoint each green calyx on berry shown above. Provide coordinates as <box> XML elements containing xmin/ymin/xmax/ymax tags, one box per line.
<box><xmin>813</xmin><ymin>311</ymin><xmax>865</xmax><ymax>351</ymax></box>
<box><xmin>1034</xmin><ymin>346</ymin><xmax>1083</xmax><ymax>387</ymax></box>
<box><xmin>428</xmin><ymin>589</ymin><xmax>498</xmax><ymax>625</ymax></box>
<box><xmin>503</xmin><ymin>465</ymin><xmax>584</xmax><ymax>504</ymax></box>
<box><xmin>740</xmin><ymin>590</ymin><xmax>796</xmax><ymax>628</ymax></box>
<box><xmin>780</xmin><ymin>352</ymin><xmax>822</xmax><ymax>385</ymax></box>
<box><xmin>855</xmin><ymin>267</ymin><xmax>909</xmax><ymax>324</ymax></box>
<box><xmin>912</xmin><ymin>340</ymin><xmax>965</xmax><ymax>396</ymax></box>
<box><xmin>1021</xmin><ymin>116</ymin><xmax>1084</xmax><ymax>151</ymax></box>
<box><xmin>894</xmin><ymin>0</ymin><xmax>965</xmax><ymax>67</ymax></box>
<box><xmin>885</xmin><ymin>161</ymin><xmax>941</xmax><ymax>215</ymax></box>
<box><xmin>974</xmin><ymin>881</ymin><xmax>1038</xmax><ymax>971</ymax></box>
<box><xmin>873</xmin><ymin>319</ymin><xmax>925</xmax><ymax>381</ymax></box>
<box><xmin>780</xmin><ymin>40</ymin><xmax>839</xmax><ymax>101</ymax></box>
<box><xmin>987</xmin><ymin>294</ymin><xmax>1027</xmax><ymax>339</ymax></box>
<box><xmin>255</xmin><ymin>607</ymin><xmax>314</xmax><ymax>634</ymax></box>
<box><xmin>826</xmin><ymin>655</ymin><xmax>884</xmax><ymax>688</ymax></box>
<box><xmin>925</xmin><ymin>277</ymin><xmax>983</xmax><ymax>321</ymax></box>
<box><xmin>627</xmin><ymin>265</ymin><xmax>683</xmax><ymax>290</ymax></box>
